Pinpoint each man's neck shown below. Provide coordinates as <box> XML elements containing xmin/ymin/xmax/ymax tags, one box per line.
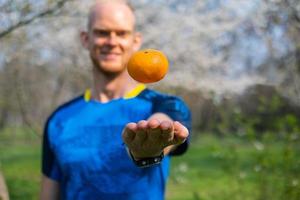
<box><xmin>92</xmin><ymin>67</ymin><xmax>138</xmax><ymax>103</ymax></box>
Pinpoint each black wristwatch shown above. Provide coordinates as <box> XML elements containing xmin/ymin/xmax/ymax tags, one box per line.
<box><xmin>128</xmin><ymin>150</ymin><xmax>164</xmax><ymax>168</ymax></box>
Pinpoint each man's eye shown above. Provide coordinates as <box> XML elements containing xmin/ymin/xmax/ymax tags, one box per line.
<box><xmin>94</xmin><ymin>30</ymin><xmax>110</xmax><ymax>37</ymax></box>
<box><xmin>116</xmin><ymin>31</ymin><xmax>130</xmax><ymax>38</ymax></box>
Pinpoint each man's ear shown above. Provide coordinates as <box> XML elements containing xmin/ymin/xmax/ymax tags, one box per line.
<box><xmin>133</xmin><ymin>32</ymin><xmax>142</xmax><ymax>51</ymax></box>
<box><xmin>80</xmin><ymin>30</ymin><xmax>89</xmax><ymax>49</ymax></box>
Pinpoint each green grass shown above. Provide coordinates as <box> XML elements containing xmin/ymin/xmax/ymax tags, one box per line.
<box><xmin>166</xmin><ymin>134</ymin><xmax>300</xmax><ymax>200</ymax></box>
<box><xmin>0</xmin><ymin>127</ymin><xmax>41</xmax><ymax>200</ymax></box>
<box><xmin>0</xmin><ymin>128</ymin><xmax>299</xmax><ymax>200</ymax></box>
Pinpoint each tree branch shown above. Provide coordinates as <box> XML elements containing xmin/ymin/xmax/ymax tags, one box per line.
<box><xmin>0</xmin><ymin>171</ymin><xmax>9</xmax><ymax>200</ymax></box>
<box><xmin>0</xmin><ymin>0</ymin><xmax>73</xmax><ymax>39</ymax></box>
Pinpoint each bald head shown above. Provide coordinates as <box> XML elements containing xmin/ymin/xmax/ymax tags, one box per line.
<box><xmin>87</xmin><ymin>0</ymin><xmax>136</xmax><ymax>31</ymax></box>
<box><xmin>80</xmin><ymin>0</ymin><xmax>142</xmax><ymax>77</ymax></box>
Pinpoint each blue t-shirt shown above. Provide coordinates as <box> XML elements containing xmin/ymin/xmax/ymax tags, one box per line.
<box><xmin>42</xmin><ymin>88</ymin><xmax>191</xmax><ymax>200</ymax></box>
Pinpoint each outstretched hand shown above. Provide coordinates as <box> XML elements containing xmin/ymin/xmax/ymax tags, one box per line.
<box><xmin>122</xmin><ymin>118</ymin><xmax>189</xmax><ymax>159</ymax></box>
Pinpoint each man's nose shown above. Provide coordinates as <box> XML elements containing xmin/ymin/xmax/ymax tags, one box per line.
<box><xmin>105</xmin><ymin>32</ymin><xmax>118</xmax><ymax>45</ymax></box>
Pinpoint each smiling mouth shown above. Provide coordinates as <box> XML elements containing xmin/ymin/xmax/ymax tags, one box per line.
<box><xmin>100</xmin><ymin>52</ymin><xmax>121</xmax><ymax>60</ymax></box>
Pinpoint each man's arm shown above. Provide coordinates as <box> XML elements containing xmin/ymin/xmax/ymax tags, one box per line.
<box><xmin>122</xmin><ymin>112</ymin><xmax>189</xmax><ymax>160</ymax></box>
<box><xmin>40</xmin><ymin>175</ymin><xmax>60</xmax><ymax>200</ymax></box>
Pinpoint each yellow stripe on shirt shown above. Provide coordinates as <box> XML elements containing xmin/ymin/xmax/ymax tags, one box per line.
<box><xmin>123</xmin><ymin>84</ymin><xmax>146</xmax><ymax>99</ymax></box>
<box><xmin>84</xmin><ymin>88</ymin><xmax>92</xmax><ymax>102</ymax></box>
<box><xmin>84</xmin><ymin>84</ymin><xmax>146</xmax><ymax>102</ymax></box>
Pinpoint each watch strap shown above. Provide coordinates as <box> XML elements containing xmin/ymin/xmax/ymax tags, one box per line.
<box><xmin>129</xmin><ymin>150</ymin><xmax>164</xmax><ymax>168</ymax></box>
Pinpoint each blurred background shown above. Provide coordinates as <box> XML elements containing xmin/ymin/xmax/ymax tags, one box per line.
<box><xmin>0</xmin><ymin>0</ymin><xmax>300</xmax><ymax>199</ymax></box>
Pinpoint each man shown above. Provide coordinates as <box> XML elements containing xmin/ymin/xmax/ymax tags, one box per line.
<box><xmin>40</xmin><ymin>0</ymin><xmax>191</xmax><ymax>199</ymax></box>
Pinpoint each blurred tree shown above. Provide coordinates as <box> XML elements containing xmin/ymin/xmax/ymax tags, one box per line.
<box><xmin>0</xmin><ymin>0</ymin><xmax>74</xmax><ymax>38</ymax></box>
<box><xmin>0</xmin><ymin>0</ymin><xmax>299</xmax><ymax>133</ymax></box>
<box><xmin>0</xmin><ymin>0</ymin><xmax>77</xmax><ymax>195</ymax></box>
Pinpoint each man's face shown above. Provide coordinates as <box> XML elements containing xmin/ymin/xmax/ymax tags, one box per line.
<box><xmin>81</xmin><ymin>3</ymin><xmax>141</xmax><ymax>75</ymax></box>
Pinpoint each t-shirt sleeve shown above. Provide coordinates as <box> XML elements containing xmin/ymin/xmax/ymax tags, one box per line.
<box><xmin>152</xmin><ymin>95</ymin><xmax>192</xmax><ymax>156</ymax></box>
<box><xmin>42</xmin><ymin>119</ymin><xmax>62</xmax><ymax>181</ymax></box>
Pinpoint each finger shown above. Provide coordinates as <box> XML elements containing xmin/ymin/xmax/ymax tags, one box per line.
<box><xmin>160</xmin><ymin>120</ymin><xmax>174</xmax><ymax>143</ymax></box>
<box><xmin>172</xmin><ymin>121</ymin><xmax>189</xmax><ymax>145</ymax></box>
<box><xmin>147</xmin><ymin>119</ymin><xmax>161</xmax><ymax>141</ymax></box>
<box><xmin>126</xmin><ymin>122</ymin><xmax>138</xmax><ymax>132</ymax></box>
<box><xmin>148</xmin><ymin>118</ymin><xmax>160</xmax><ymax>129</ymax></box>
<box><xmin>137</xmin><ymin>120</ymin><xmax>148</xmax><ymax>129</ymax></box>
<box><xmin>136</xmin><ymin>120</ymin><xmax>148</xmax><ymax>142</ymax></box>
<box><xmin>122</xmin><ymin>123</ymin><xmax>137</xmax><ymax>145</ymax></box>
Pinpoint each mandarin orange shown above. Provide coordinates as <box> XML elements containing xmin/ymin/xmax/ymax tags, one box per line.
<box><xmin>127</xmin><ymin>49</ymin><xmax>169</xmax><ymax>83</ymax></box>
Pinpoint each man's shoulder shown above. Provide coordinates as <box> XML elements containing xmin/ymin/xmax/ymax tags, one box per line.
<box><xmin>138</xmin><ymin>88</ymin><xmax>189</xmax><ymax>110</ymax></box>
<box><xmin>138</xmin><ymin>88</ymin><xmax>190</xmax><ymax>118</ymax></box>
<box><xmin>46</xmin><ymin>95</ymin><xmax>84</xmax><ymax>124</ymax></box>
<box><xmin>137</xmin><ymin>88</ymin><xmax>183</xmax><ymax>102</ymax></box>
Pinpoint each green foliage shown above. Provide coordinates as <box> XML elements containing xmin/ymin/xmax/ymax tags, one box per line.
<box><xmin>205</xmin><ymin>85</ymin><xmax>300</xmax><ymax>136</ymax></box>
<box><xmin>157</xmin><ymin>85</ymin><xmax>300</xmax><ymax>137</ymax></box>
